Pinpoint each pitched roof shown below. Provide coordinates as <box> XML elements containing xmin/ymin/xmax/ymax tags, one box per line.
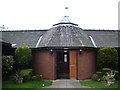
<box><xmin>84</xmin><ymin>30</ymin><xmax>119</xmax><ymax>48</ymax></box>
<box><xmin>1</xmin><ymin>29</ymin><xmax>119</xmax><ymax>48</ymax></box>
<box><xmin>2</xmin><ymin>30</ymin><xmax>47</xmax><ymax>48</ymax></box>
<box><xmin>0</xmin><ymin>32</ymin><xmax>11</xmax><ymax>44</ymax></box>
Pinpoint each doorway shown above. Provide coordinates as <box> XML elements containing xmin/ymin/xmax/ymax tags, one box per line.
<box><xmin>56</xmin><ymin>51</ymin><xmax>69</xmax><ymax>79</ymax></box>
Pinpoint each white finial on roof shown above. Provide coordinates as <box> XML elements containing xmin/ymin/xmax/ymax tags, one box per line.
<box><xmin>61</xmin><ymin>16</ymin><xmax>70</xmax><ymax>23</ymax></box>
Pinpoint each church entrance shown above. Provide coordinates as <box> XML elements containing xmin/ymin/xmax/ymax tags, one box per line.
<box><xmin>55</xmin><ymin>50</ymin><xmax>77</xmax><ymax>79</ymax></box>
<box><xmin>56</xmin><ymin>50</ymin><xmax>69</xmax><ymax>79</ymax></box>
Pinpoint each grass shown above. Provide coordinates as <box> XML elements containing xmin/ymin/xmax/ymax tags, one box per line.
<box><xmin>2</xmin><ymin>80</ymin><xmax>52</xmax><ymax>89</ymax></box>
<box><xmin>80</xmin><ymin>80</ymin><xmax>119</xmax><ymax>89</ymax></box>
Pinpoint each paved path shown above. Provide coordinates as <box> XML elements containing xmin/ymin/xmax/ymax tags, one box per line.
<box><xmin>32</xmin><ymin>80</ymin><xmax>103</xmax><ymax>90</ymax></box>
<box><xmin>43</xmin><ymin>80</ymin><xmax>91</xmax><ymax>88</ymax></box>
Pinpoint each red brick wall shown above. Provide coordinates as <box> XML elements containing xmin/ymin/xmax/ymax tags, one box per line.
<box><xmin>33</xmin><ymin>50</ymin><xmax>55</xmax><ymax>80</ymax></box>
<box><xmin>78</xmin><ymin>49</ymin><xmax>96</xmax><ymax>80</ymax></box>
<box><xmin>33</xmin><ymin>49</ymin><xmax>96</xmax><ymax>80</ymax></box>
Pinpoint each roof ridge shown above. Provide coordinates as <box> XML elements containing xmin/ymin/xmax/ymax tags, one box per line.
<box><xmin>1</xmin><ymin>30</ymin><xmax>48</xmax><ymax>32</ymax></box>
<box><xmin>83</xmin><ymin>29</ymin><xmax>118</xmax><ymax>31</ymax></box>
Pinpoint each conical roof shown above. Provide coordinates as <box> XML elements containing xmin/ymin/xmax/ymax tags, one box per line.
<box><xmin>38</xmin><ymin>26</ymin><xmax>94</xmax><ymax>48</ymax></box>
<box><xmin>37</xmin><ymin>15</ymin><xmax>94</xmax><ymax>48</ymax></box>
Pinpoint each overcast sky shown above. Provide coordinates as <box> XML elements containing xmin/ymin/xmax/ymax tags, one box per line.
<box><xmin>0</xmin><ymin>0</ymin><xmax>119</xmax><ymax>30</ymax></box>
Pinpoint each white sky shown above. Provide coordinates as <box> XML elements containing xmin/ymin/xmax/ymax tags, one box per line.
<box><xmin>0</xmin><ymin>0</ymin><xmax>119</xmax><ymax>30</ymax></box>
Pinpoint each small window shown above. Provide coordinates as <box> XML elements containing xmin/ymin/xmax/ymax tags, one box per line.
<box><xmin>64</xmin><ymin>54</ymin><xmax>67</xmax><ymax>62</ymax></box>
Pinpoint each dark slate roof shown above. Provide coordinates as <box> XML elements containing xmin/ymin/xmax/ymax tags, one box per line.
<box><xmin>38</xmin><ymin>26</ymin><xmax>94</xmax><ymax>48</ymax></box>
<box><xmin>1</xmin><ymin>29</ymin><xmax>119</xmax><ymax>48</ymax></box>
<box><xmin>0</xmin><ymin>32</ymin><xmax>11</xmax><ymax>44</ymax></box>
<box><xmin>1</xmin><ymin>30</ymin><xmax>47</xmax><ymax>48</ymax></box>
<box><xmin>84</xmin><ymin>30</ymin><xmax>119</xmax><ymax>48</ymax></box>
<box><xmin>0</xmin><ymin>39</ymin><xmax>11</xmax><ymax>44</ymax></box>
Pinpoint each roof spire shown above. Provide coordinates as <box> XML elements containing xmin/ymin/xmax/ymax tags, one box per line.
<box><xmin>60</xmin><ymin>7</ymin><xmax>70</xmax><ymax>23</ymax></box>
<box><xmin>53</xmin><ymin>7</ymin><xmax>78</xmax><ymax>26</ymax></box>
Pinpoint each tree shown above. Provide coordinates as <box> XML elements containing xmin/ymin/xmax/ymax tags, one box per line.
<box><xmin>15</xmin><ymin>46</ymin><xmax>32</xmax><ymax>69</ymax></box>
<box><xmin>97</xmin><ymin>47</ymin><xmax>118</xmax><ymax>70</ymax></box>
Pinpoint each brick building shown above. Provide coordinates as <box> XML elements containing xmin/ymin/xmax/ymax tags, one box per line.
<box><xmin>1</xmin><ymin>16</ymin><xmax>119</xmax><ymax>80</ymax></box>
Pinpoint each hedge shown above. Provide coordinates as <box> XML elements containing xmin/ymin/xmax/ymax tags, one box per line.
<box><xmin>97</xmin><ymin>47</ymin><xmax>118</xmax><ymax>70</ymax></box>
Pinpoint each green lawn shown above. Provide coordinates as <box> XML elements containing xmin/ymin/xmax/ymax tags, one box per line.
<box><xmin>2</xmin><ymin>80</ymin><xmax>52</xmax><ymax>89</ymax></box>
<box><xmin>80</xmin><ymin>80</ymin><xmax>119</xmax><ymax>89</ymax></box>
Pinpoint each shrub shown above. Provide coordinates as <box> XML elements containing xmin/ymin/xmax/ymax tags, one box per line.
<box><xmin>97</xmin><ymin>47</ymin><xmax>118</xmax><ymax>70</ymax></box>
<box><xmin>92</xmin><ymin>74</ymin><xmax>99</xmax><ymax>81</ymax></box>
<box><xmin>15</xmin><ymin>46</ymin><xmax>32</xmax><ymax>69</ymax></box>
<box><xmin>32</xmin><ymin>76</ymin><xmax>37</xmax><ymax>81</ymax></box>
<box><xmin>114</xmin><ymin>72</ymin><xmax>120</xmax><ymax>80</ymax></box>
<box><xmin>103</xmin><ymin>70</ymin><xmax>118</xmax><ymax>81</ymax></box>
<box><xmin>20</xmin><ymin>69</ymin><xmax>32</xmax><ymax>82</ymax></box>
<box><xmin>101</xmin><ymin>70</ymin><xmax>118</xmax><ymax>86</ymax></box>
<box><xmin>2</xmin><ymin>56</ymin><xmax>14</xmax><ymax>78</ymax></box>
<box><xmin>101</xmin><ymin>68</ymin><xmax>111</xmax><ymax>75</ymax></box>
<box><xmin>95</xmin><ymin>69</ymin><xmax>119</xmax><ymax>83</ymax></box>
<box><xmin>94</xmin><ymin>68</ymin><xmax>113</xmax><ymax>82</ymax></box>
<box><xmin>12</xmin><ymin>70</ymin><xmax>23</xmax><ymax>83</ymax></box>
<box><xmin>101</xmin><ymin>68</ymin><xmax>111</xmax><ymax>71</ymax></box>
<box><xmin>96</xmin><ymin>71</ymin><xmax>102</xmax><ymax>76</ymax></box>
<box><xmin>36</xmin><ymin>75</ymin><xmax>43</xmax><ymax>81</ymax></box>
<box><xmin>95</xmin><ymin>71</ymin><xmax>103</xmax><ymax>81</ymax></box>
<box><xmin>32</xmin><ymin>75</ymin><xmax>42</xmax><ymax>81</ymax></box>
